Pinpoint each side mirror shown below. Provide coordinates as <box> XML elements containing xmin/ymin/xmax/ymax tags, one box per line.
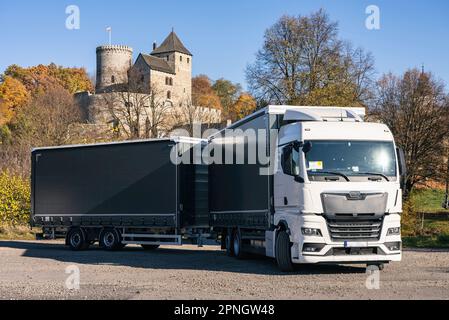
<box><xmin>302</xmin><ymin>141</ymin><xmax>312</xmax><ymax>154</ymax></box>
<box><xmin>281</xmin><ymin>144</ymin><xmax>303</xmax><ymax>182</ymax></box>
<box><xmin>396</xmin><ymin>147</ymin><xmax>407</xmax><ymax>189</ymax></box>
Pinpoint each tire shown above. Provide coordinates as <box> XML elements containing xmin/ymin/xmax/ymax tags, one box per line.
<box><xmin>141</xmin><ymin>244</ymin><xmax>160</xmax><ymax>250</ymax></box>
<box><xmin>275</xmin><ymin>230</ymin><xmax>294</xmax><ymax>272</ymax></box>
<box><xmin>367</xmin><ymin>263</ymin><xmax>385</xmax><ymax>271</ymax></box>
<box><xmin>67</xmin><ymin>228</ymin><xmax>89</xmax><ymax>251</ymax></box>
<box><xmin>99</xmin><ymin>228</ymin><xmax>121</xmax><ymax>251</ymax></box>
<box><xmin>225</xmin><ymin>231</ymin><xmax>234</xmax><ymax>257</ymax></box>
<box><xmin>233</xmin><ymin>229</ymin><xmax>245</xmax><ymax>259</ymax></box>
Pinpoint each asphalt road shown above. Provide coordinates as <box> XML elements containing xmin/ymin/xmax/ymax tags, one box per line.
<box><xmin>0</xmin><ymin>240</ymin><xmax>448</xmax><ymax>300</ymax></box>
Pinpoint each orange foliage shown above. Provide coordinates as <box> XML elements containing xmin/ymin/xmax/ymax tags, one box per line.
<box><xmin>192</xmin><ymin>75</ymin><xmax>222</xmax><ymax>110</ymax></box>
<box><xmin>0</xmin><ymin>77</ymin><xmax>30</xmax><ymax>125</ymax></box>
<box><xmin>4</xmin><ymin>63</ymin><xmax>93</xmax><ymax>96</ymax></box>
<box><xmin>230</xmin><ymin>93</ymin><xmax>257</xmax><ymax>121</ymax></box>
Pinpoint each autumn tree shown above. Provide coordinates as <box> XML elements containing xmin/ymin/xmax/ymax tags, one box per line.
<box><xmin>246</xmin><ymin>9</ymin><xmax>375</xmax><ymax>107</ymax></box>
<box><xmin>4</xmin><ymin>63</ymin><xmax>93</xmax><ymax>96</ymax></box>
<box><xmin>1</xmin><ymin>84</ymin><xmax>82</xmax><ymax>175</ymax></box>
<box><xmin>371</xmin><ymin>69</ymin><xmax>449</xmax><ymax>196</ymax></box>
<box><xmin>211</xmin><ymin>78</ymin><xmax>242</xmax><ymax>118</ymax></box>
<box><xmin>192</xmin><ymin>75</ymin><xmax>222</xmax><ymax>110</ymax></box>
<box><xmin>0</xmin><ymin>76</ymin><xmax>30</xmax><ymax>125</ymax></box>
<box><xmin>230</xmin><ymin>93</ymin><xmax>257</xmax><ymax>121</ymax></box>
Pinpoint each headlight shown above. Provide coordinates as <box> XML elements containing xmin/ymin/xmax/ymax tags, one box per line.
<box><xmin>301</xmin><ymin>228</ymin><xmax>322</xmax><ymax>237</ymax></box>
<box><xmin>387</xmin><ymin>227</ymin><xmax>401</xmax><ymax>236</ymax></box>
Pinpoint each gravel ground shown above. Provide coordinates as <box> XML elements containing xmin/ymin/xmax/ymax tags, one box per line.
<box><xmin>0</xmin><ymin>240</ymin><xmax>448</xmax><ymax>300</ymax></box>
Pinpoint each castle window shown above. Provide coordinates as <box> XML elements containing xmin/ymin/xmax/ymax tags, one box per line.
<box><xmin>111</xmin><ymin>75</ymin><xmax>115</xmax><ymax>83</ymax></box>
<box><xmin>166</xmin><ymin>56</ymin><xmax>169</xmax><ymax>61</ymax></box>
<box><xmin>167</xmin><ymin>91</ymin><xmax>171</xmax><ymax>100</ymax></box>
<box><xmin>169</xmin><ymin>78</ymin><xmax>173</xmax><ymax>86</ymax></box>
<box><xmin>180</xmin><ymin>56</ymin><xmax>182</xmax><ymax>62</ymax></box>
<box><xmin>187</xmin><ymin>57</ymin><xmax>190</xmax><ymax>64</ymax></box>
<box><xmin>165</xmin><ymin>77</ymin><xmax>169</xmax><ymax>85</ymax></box>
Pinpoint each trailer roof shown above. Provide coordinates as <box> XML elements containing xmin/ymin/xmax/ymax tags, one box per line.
<box><xmin>32</xmin><ymin>136</ymin><xmax>206</xmax><ymax>152</ymax></box>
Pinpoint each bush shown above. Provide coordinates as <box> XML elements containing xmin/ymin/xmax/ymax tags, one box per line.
<box><xmin>0</xmin><ymin>171</ymin><xmax>30</xmax><ymax>226</ymax></box>
<box><xmin>401</xmin><ymin>199</ymin><xmax>421</xmax><ymax>237</ymax></box>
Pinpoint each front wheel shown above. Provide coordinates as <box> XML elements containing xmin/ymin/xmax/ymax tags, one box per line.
<box><xmin>275</xmin><ymin>230</ymin><xmax>294</xmax><ymax>272</ymax></box>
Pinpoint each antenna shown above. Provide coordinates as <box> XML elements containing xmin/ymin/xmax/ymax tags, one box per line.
<box><xmin>421</xmin><ymin>63</ymin><xmax>425</xmax><ymax>74</ymax></box>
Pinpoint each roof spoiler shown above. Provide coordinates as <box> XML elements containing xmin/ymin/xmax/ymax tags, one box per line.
<box><xmin>283</xmin><ymin>106</ymin><xmax>365</xmax><ymax>122</ymax></box>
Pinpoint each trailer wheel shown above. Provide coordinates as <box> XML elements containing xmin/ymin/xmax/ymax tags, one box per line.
<box><xmin>225</xmin><ymin>231</ymin><xmax>234</xmax><ymax>257</ymax></box>
<box><xmin>275</xmin><ymin>230</ymin><xmax>294</xmax><ymax>272</ymax></box>
<box><xmin>67</xmin><ymin>228</ymin><xmax>89</xmax><ymax>251</ymax></box>
<box><xmin>141</xmin><ymin>245</ymin><xmax>160</xmax><ymax>250</ymax></box>
<box><xmin>233</xmin><ymin>229</ymin><xmax>245</xmax><ymax>259</ymax></box>
<box><xmin>99</xmin><ymin>228</ymin><xmax>121</xmax><ymax>251</ymax></box>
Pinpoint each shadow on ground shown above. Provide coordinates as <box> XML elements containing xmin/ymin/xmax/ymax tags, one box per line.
<box><xmin>0</xmin><ymin>241</ymin><xmax>367</xmax><ymax>276</ymax></box>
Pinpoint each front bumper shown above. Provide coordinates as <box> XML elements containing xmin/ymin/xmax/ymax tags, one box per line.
<box><xmin>289</xmin><ymin>213</ymin><xmax>402</xmax><ymax>264</ymax></box>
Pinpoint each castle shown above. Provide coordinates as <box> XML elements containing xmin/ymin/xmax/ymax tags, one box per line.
<box><xmin>77</xmin><ymin>31</ymin><xmax>220</xmax><ymax>138</ymax></box>
<box><xmin>96</xmin><ymin>31</ymin><xmax>192</xmax><ymax>106</ymax></box>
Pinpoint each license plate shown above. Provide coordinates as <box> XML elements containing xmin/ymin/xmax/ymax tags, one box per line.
<box><xmin>344</xmin><ymin>241</ymin><xmax>369</xmax><ymax>248</ymax></box>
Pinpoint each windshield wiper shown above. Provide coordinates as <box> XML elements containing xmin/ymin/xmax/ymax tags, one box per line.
<box><xmin>310</xmin><ymin>171</ymin><xmax>350</xmax><ymax>182</ymax></box>
<box><xmin>357</xmin><ymin>172</ymin><xmax>390</xmax><ymax>182</ymax></box>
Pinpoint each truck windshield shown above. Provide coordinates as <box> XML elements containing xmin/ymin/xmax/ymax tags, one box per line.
<box><xmin>305</xmin><ymin>140</ymin><xmax>397</xmax><ymax>178</ymax></box>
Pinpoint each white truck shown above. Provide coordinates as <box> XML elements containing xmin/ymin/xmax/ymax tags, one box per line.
<box><xmin>209</xmin><ymin>106</ymin><xmax>405</xmax><ymax>271</ymax></box>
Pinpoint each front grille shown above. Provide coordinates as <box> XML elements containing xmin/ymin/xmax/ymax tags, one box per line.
<box><xmin>327</xmin><ymin>218</ymin><xmax>383</xmax><ymax>241</ymax></box>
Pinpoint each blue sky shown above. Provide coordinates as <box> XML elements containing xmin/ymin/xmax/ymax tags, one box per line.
<box><xmin>1</xmin><ymin>0</ymin><xmax>448</xmax><ymax>90</ymax></box>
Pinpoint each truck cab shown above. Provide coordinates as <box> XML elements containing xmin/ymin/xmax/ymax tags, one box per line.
<box><xmin>271</xmin><ymin>107</ymin><xmax>404</xmax><ymax>270</ymax></box>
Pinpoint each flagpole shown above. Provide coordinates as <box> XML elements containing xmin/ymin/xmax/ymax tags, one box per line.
<box><xmin>106</xmin><ymin>27</ymin><xmax>112</xmax><ymax>45</ymax></box>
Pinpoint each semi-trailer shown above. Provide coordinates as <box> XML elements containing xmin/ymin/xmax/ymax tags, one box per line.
<box><xmin>31</xmin><ymin>137</ymin><xmax>210</xmax><ymax>250</ymax></box>
<box><xmin>31</xmin><ymin>106</ymin><xmax>406</xmax><ymax>271</ymax></box>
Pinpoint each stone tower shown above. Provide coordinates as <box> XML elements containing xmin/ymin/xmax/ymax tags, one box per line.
<box><xmin>151</xmin><ymin>31</ymin><xmax>192</xmax><ymax>105</ymax></box>
<box><xmin>96</xmin><ymin>45</ymin><xmax>133</xmax><ymax>93</ymax></box>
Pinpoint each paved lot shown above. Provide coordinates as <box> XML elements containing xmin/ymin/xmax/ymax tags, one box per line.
<box><xmin>0</xmin><ymin>240</ymin><xmax>449</xmax><ymax>300</ymax></box>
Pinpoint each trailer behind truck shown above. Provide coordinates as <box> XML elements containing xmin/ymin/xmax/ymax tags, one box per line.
<box><xmin>31</xmin><ymin>137</ymin><xmax>209</xmax><ymax>250</ymax></box>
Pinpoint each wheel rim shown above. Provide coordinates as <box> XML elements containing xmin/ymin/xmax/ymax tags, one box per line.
<box><xmin>70</xmin><ymin>233</ymin><xmax>81</xmax><ymax>247</ymax></box>
<box><xmin>104</xmin><ymin>231</ymin><xmax>115</xmax><ymax>247</ymax></box>
<box><xmin>233</xmin><ymin>233</ymin><xmax>240</xmax><ymax>256</ymax></box>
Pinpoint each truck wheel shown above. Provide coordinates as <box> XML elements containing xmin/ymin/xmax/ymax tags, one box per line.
<box><xmin>67</xmin><ymin>228</ymin><xmax>89</xmax><ymax>251</ymax></box>
<box><xmin>99</xmin><ymin>228</ymin><xmax>121</xmax><ymax>251</ymax></box>
<box><xmin>225</xmin><ymin>232</ymin><xmax>234</xmax><ymax>257</ymax></box>
<box><xmin>275</xmin><ymin>230</ymin><xmax>294</xmax><ymax>272</ymax></box>
<box><xmin>141</xmin><ymin>245</ymin><xmax>160</xmax><ymax>250</ymax></box>
<box><xmin>367</xmin><ymin>263</ymin><xmax>385</xmax><ymax>271</ymax></box>
<box><xmin>233</xmin><ymin>229</ymin><xmax>245</xmax><ymax>259</ymax></box>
